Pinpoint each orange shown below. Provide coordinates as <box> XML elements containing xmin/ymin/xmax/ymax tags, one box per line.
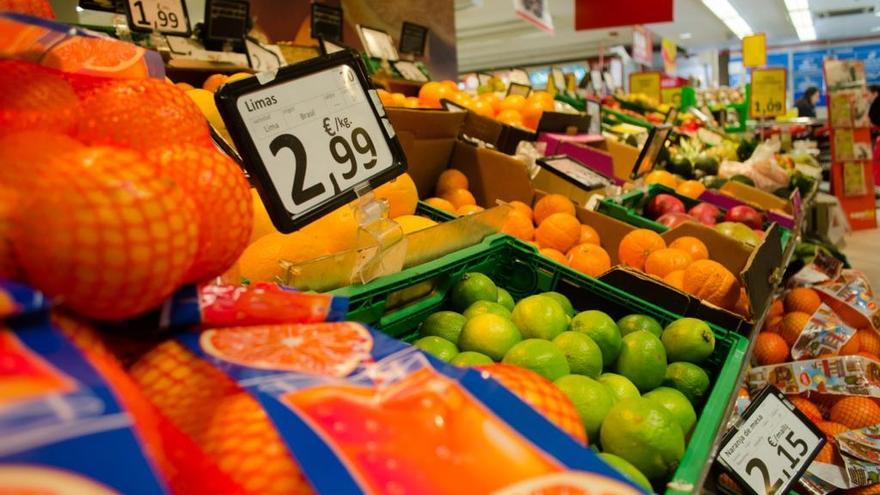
<box><xmin>644</xmin><ymin>248</ymin><xmax>693</xmax><ymax>278</ymax></box>
<box><xmin>682</xmin><ymin>259</ymin><xmax>741</xmax><ymax>310</ymax></box>
<box><xmin>201</xmin><ymin>74</ymin><xmax>229</xmax><ymax>92</ymax></box>
<box><xmin>733</xmin><ymin>287</ymin><xmax>751</xmax><ymax>318</ymax></box>
<box><xmin>664</xmin><ymin>270</ymin><xmax>685</xmax><ymax>290</ymax></box>
<box><xmin>674</xmin><ymin>180</ymin><xmax>706</xmax><ymax>199</ymax></box>
<box><xmin>226</xmin><ymin>72</ymin><xmax>252</xmax><ymax>83</ymax></box>
<box><xmin>502</xmin><ymin>211</ymin><xmax>535</xmax><ymax>241</ymax></box>
<box><xmin>374</xmin><ymin>173</ymin><xmax>418</xmax><ymax>218</ymax></box>
<box><xmin>509</xmin><ymin>200</ymin><xmax>534</xmax><ymax>220</ymax></box>
<box><xmin>176</xmin><ymin>82</ymin><xmax>194</xmax><ymax>91</ymax></box>
<box><xmin>815</xmin><ymin>442</ymin><xmax>840</xmax><ymax>465</ymax></box>
<box><xmin>839</xmin><ymin>334</ymin><xmax>861</xmax><ymax>355</ymax></box>
<box><xmin>763</xmin><ymin>315</ymin><xmax>783</xmax><ymax>333</ymax></box>
<box><xmin>496</xmin><ymin>109</ymin><xmax>524</xmax><ymax>127</ymax></box>
<box><xmin>817</xmin><ymin>421</ymin><xmax>848</xmax><ymax>440</ymax></box>
<box><xmin>858</xmin><ymin>351</ymin><xmax>880</xmax><ymax>362</ymax></box>
<box><xmin>41</xmin><ymin>37</ymin><xmax>150</xmax><ymax>79</ymax></box>
<box><xmin>779</xmin><ymin>312</ymin><xmax>811</xmax><ymax>347</ymax></box>
<box><xmin>644</xmin><ymin>170</ymin><xmax>678</xmax><ymax>188</ymax></box>
<box><xmin>829</xmin><ymin>396</ymin><xmax>880</xmax><ymax>429</ymax></box>
<box><xmin>403</xmin><ymin>96</ymin><xmax>421</xmax><ymax>108</ymax></box>
<box><xmin>435</xmin><ymin>169</ymin><xmax>470</xmax><ymax>196</ymax></box>
<box><xmin>146</xmin><ymin>144</ymin><xmax>253</xmax><ymax>283</ymax></box>
<box><xmin>784</xmin><ymin>288</ymin><xmax>821</xmax><ymax>315</ymax></box>
<box><xmin>439</xmin><ymin>80</ymin><xmax>459</xmax><ymax>92</ymax></box>
<box><xmin>377</xmin><ymin>88</ymin><xmax>394</xmax><ymax>106</ymax></box>
<box><xmin>534</xmin><ymin>213</ymin><xmax>581</xmax><ymax>252</ymax></box>
<box><xmin>768</xmin><ymin>298</ymin><xmax>785</xmax><ymax>319</ymax></box>
<box><xmin>237</xmin><ymin>233</ymin><xmax>289</xmax><ymax>282</ymax></box>
<box><xmin>14</xmin><ymin>147</ymin><xmax>199</xmax><ymax>321</ymax></box>
<box><xmin>249</xmin><ymin>188</ymin><xmax>277</xmax><ymax>243</ymax></box>
<box><xmin>390</xmin><ymin>92</ymin><xmax>407</xmax><ymax>106</ymax></box>
<box><xmin>539</xmin><ymin>248</ymin><xmax>568</xmax><ymax>265</ymax></box>
<box><xmin>534</xmin><ymin>194</ymin><xmax>576</xmax><ymax>224</ymax></box>
<box><xmin>424</xmin><ymin>197</ymin><xmax>456</xmax><ymax>213</ymax></box>
<box><xmin>298</xmin><ymin>203</ymin><xmax>360</xmax><ymax>254</ymax></box>
<box><xmin>418</xmin><ymin>81</ymin><xmax>450</xmax><ymax>108</ymax></box>
<box><xmin>499</xmin><ymin>94</ymin><xmax>527</xmax><ymax>112</ymax></box>
<box><xmin>441</xmin><ymin>188</ymin><xmax>477</xmax><ymax>209</ymax></box>
<box><xmin>579</xmin><ymin>224</ymin><xmax>601</xmax><ymax>245</ymax></box>
<box><xmin>470</xmin><ymin>99</ymin><xmax>495</xmax><ymax>117</ymax></box>
<box><xmin>527</xmin><ymin>91</ymin><xmax>554</xmax><ymax>106</ymax></box>
<box><xmin>567</xmin><ymin>243</ymin><xmax>611</xmax><ymax>277</ymax></box>
<box><xmin>788</xmin><ymin>397</ymin><xmax>822</xmax><ymax>423</ymax></box>
<box><xmin>753</xmin><ymin>332</ymin><xmax>789</xmax><ymax>365</ymax></box>
<box><xmin>812</xmin><ymin>395</ymin><xmax>842</xmax><ymax>418</ymax></box>
<box><xmin>0</xmin><ymin>61</ymin><xmax>81</xmax><ymax>137</ymax></box>
<box><xmin>617</xmin><ymin>229</ymin><xmax>666</xmax><ymax>271</ymax></box>
<box><xmin>858</xmin><ymin>329</ymin><xmax>880</xmax><ymax>355</ymax></box>
<box><xmin>394</xmin><ymin>215</ymin><xmax>436</xmax><ymax>234</ymax></box>
<box><xmin>0</xmin><ymin>184</ymin><xmax>20</xmax><ymax>280</ymax></box>
<box><xmin>521</xmin><ymin>100</ymin><xmax>545</xmax><ymax>130</ymax></box>
<box><xmin>668</xmin><ymin>236</ymin><xmax>709</xmax><ymax>261</ymax></box>
<box><xmin>457</xmin><ymin>204</ymin><xmax>484</xmax><ymax>215</ymax></box>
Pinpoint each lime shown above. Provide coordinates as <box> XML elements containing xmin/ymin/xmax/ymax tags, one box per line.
<box><xmin>511</xmin><ymin>295</ymin><xmax>569</xmax><ymax>340</ymax></box>
<box><xmin>598</xmin><ymin>453</ymin><xmax>653</xmax><ymax>492</ymax></box>
<box><xmin>663</xmin><ymin>362</ymin><xmax>711</xmax><ymax>405</ymax></box>
<box><xmin>418</xmin><ymin>311</ymin><xmax>466</xmax><ymax>343</ymax></box>
<box><xmin>599</xmin><ymin>397</ymin><xmax>685</xmax><ymax>480</ymax></box>
<box><xmin>661</xmin><ymin>317</ymin><xmax>715</xmax><ymax>363</ymax></box>
<box><xmin>554</xmin><ymin>374</ymin><xmax>615</xmax><ymax>443</ymax></box>
<box><xmin>502</xmin><ymin>339</ymin><xmax>570</xmax><ymax>381</ymax></box>
<box><xmin>552</xmin><ymin>331</ymin><xmax>603</xmax><ymax>378</ymax></box>
<box><xmin>450</xmin><ymin>272</ymin><xmax>498</xmax><ymax>312</ymax></box>
<box><xmin>598</xmin><ymin>373</ymin><xmax>641</xmax><ymax>402</ymax></box>
<box><xmin>496</xmin><ymin>287</ymin><xmax>515</xmax><ymax>311</ymax></box>
<box><xmin>458</xmin><ymin>313</ymin><xmax>522</xmax><ymax>361</ymax></box>
<box><xmin>614</xmin><ymin>330</ymin><xmax>667</xmax><ymax>393</ymax></box>
<box><xmin>463</xmin><ymin>300</ymin><xmax>512</xmax><ymax>320</ymax></box>
<box><xmin>643</xmin><ymin>386</ymin><xmax>697</xmax><ymax>437</ymax></box>
<box><xmin>617</xmin><ymin>314</ymin><xmax>663</xmax><ymax>338</ymax></box>
<box><xmin>543</xmin><ymin>291</ymin><xmax>575</xmax><ymax>317</ymax></box>
<box><xmin>413</xmin><ymin>336</ymin><xmax>458</xmax><ymax>362</ymax></box>
<box><xmin>450</xmin><ymin>351</ymin><xmax>494</xmax><ymax>367</ymax></box>
<box><xmin>570</xmin><ymin>310</ymin><xmax>622</xmax><ymax>365</ymax></box>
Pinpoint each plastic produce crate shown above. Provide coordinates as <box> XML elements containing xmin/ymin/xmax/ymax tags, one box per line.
<box><xmin>415</xmin><ymin>200</ymin><xmax>455</xmax><ymax>222</ymax></box>
<box><xmin>333</xmin><ymin>234</ymin><xmax>749</xmax><ymax>494</ymax></box>
<box><xmin>597</xmin><ymin>184</ymin><xmax>792</xmax><ymax>250</ymax></box>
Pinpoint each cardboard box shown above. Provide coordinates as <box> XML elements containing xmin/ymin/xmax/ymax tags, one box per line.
<box><xmin>542</xmin><ymin>134</ymin><xmax>640</xmax><ymax>183</ymax></box>
<box><xmin>460</xmin><ymin>111</ymin><xmax>537</xmax><ymax>155</ymax></box>
<box><xmin>699</xmin><ymin>181</ymin><xmax>804</xmax><ymax>231</ymax></box>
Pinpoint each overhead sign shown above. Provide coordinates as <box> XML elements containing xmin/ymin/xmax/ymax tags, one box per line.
<box><xmin>661</xmin><ymin>37</ymin><xmax>676</xmax><ymax>74</ymax></box>
<box><xmin>629</xmin><ymin>71</ymin><xmax>661</xmax><ymax>102</ymax></box>
<box><xmin>575</xmin><ymin>0</ymin><xmax>672</xmax><ymax>30</ymax></box>
<box><xmin>632</xmin><ymin>25</ymin><xmax>653</xmax><ymax>67</ymax></box>
<box><xmin>750</xmin><ymin>68</ymin><xmax>787</xmax><ymax>118</ymax></box>
<box><xmin>513</xmin><ymin>0</ymin><xmax>554</xmax><ymax>33</ymax></box>
<box><xmin>310</xmin><ymin>3</ymin><xmax>343</xmax><ymax>44</ymax></box>
<box><xmin>743</xmin><ymin>33</ymin><xmax>767</xmax><ymax>68</ymax></box>
<box><xmin>125</xmin><ymin>0</ymin><xmax>191</xmax><ymax>36</ymax></box>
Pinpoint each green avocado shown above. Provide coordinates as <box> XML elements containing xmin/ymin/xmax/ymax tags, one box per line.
<box><xmin>729</xmin><ymin>174</ymin><xmax>755</xmax><ymax>187</ymax></box>
<box><xmin>668</xmin><ymin>156</ymin><xmax>693</xmax><ymax>179</ymax></box>
<box><xmin>694</xmin><ymin>156</ymin><xmax>719</xmax><ymax>176</ymax></box>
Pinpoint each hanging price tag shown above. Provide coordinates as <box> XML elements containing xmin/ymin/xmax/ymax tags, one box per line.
<box><xmin>750</xmin><ymin>68</ymin><xmax>787</xmax><ymax>119</ymax></box>
<box><xmin>215</xmin><ymin>50</ymin><xmax>407</xmax><ymax>233</ymax></box>
<box><xmin>628</xmin><ymin>71</ymin><xmax>661</xmax><ymax>103</ymax></box>
<box><xmin>717</xmin><ymin>386</ymin><xmax>825</xmax><ymax>495</ymax></box>
<box><xmin>124</xmin><ymin>0</ymin><xmax>191</xmax><ymax>36</ymax></box>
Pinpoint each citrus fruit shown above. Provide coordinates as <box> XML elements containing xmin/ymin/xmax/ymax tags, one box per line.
<box><xmin>839</xmin><ymin>334</ymin><xmax>861</xmax><ymax>355</ymax></box>
<box><xmin>598</xmin><ymin>453</ymin><xmax>652</xmax><ymax>492</ymax></box>
<box><xmin>618</xmin><ymin>229</ymin><xmax>666</xmax><ymax>271</ymax></box>
<box><xmin>763</xmin><ymin>315</ymin><xmax>783</xmax><ymax>333</ymax></box>
<box><xmin>424</xmin><ymin>197</ymin><xmax>456</xmax><ymax>212</ymax></box>
<box><xmin>535</xmin><ymin>213</ymin><xmax>581</xmax><ymax>252</ymax></box>
<box><xmin>502</xmin><ymin>210</ymin><xmax>535</xmax><ymax>241</ymax></box>
<box><xmin>499</xmin><ymin>94</ymin><xmax>527</xmax><ymax>112</ymax></box>
<box><xmin>829</xmin><ymin>396</ymin><xmax>880</xmax><ymax>429</ymax></box>
<box><xmin>418</xmin><ymin>81</ymin><xmax>449</xmax><ymax>108</ymax></box>
<box><xmin>768</xmin><ymin>298</ymin><xmax>784</xmax><ymax>318</ymax></box>
<box><xmin>463</xmin><ymin>300</ymin><xmax>513</xmax><ymax>320</ymax></box>
<box><xmin>249</xmin><ymin>188</ymin><xmax>277</xmax><ymax>243</ymax></box>
<box><xmin>534</xmin><ymin>194</ymin><xmax>575</xmax><ymax>224</ymax></box>
<box><xmin>0</xmin><ymin>61</ymin><xmax>81</xmax><ymax>137</ymax></box>
<box><xmin>477</xmin><ymin>363</ymin><xmax>587</xmax><ymax>444</ymax></box>
<box><xmin>202</xmin><ymin>74</ymin><xmax>229</xmax><ymax>92</ymax></box>
<box><xmin>502</xmin><ymin>339</ymin><xmax>570</xmax><ymax>381</ymax></box>
<box><xmin>579</xmin><ymin>224</ymin><xmax>601</xmax><ymax>245</ymax></box>
<box><xmin>435</xmin><ymin>169</ymin><xmax>469</xmax><ymax>196</ymax></box>
<box><xmin>859</xmin><ymin>329</ymin><xmax>880</xmax><ymax>355</ymax></box>
<box><xmin>543</xmin><ymin>291</ymin><xmax>575</xmax><ymax>317</ymax></box>
<box><xmin>539</xmin><ymin>248</ymin><xmax>568</xmax><ymax>265</ymax></box>
<box><xmin>186</xmin><ymin>88</ymin><xmax>225</xmax><ymax>130</ymax></box>
<box><xmin>490</xmin><ymin>472</ymin><xmax>644</xmax><ymax>495</ymax></box>
<box><xmin>450</xmin><ymin>351</ymin><xmax>494</xmax><ymax>366</ymax></box>
<box><xmin>615</xmin><ymin>330</ymin><xmax>668</xmax><ymax>392</ymax></box>
<box><xmin>661</xmin><ymin>318</ymin><xmax>715</xmax><ymax>364</ymax></box>
<box><xmin>395</xmin><ymin>214</ymin><xmax>438</xmax><ymax>234</ymax></box>
<box><xmin>643</xmin><ymin>387</ymin><xmax>697</xmax><ymax>437</ymax></box>
<box><xmin>418</xmin><ymin>311</ymin><xmax>466</xmax><ymax>343</ymax></box>
<box><xmin>644</xmin><ymin>170</ymin><xmax>678</xmax><ymax>189</ymax></box>
<box><xmin>226</xmin><ymin>72</ymin><xmax>252</xmax><ymax>83</ymax></box>
<box><xmin>457</xmin><ymin>204</ymin><xmax>484</xmax><ymax>215</ymax></box>
<box><xmin>403</xmin><ymin>96</ymin><xmax>421</xmax><ymax>108</ymax></box>
<box><xmin>753</xmin><ymin>332</ymin><xmax>790</xmax><ymax>365</ymax></box>
<box><xmin>521</xmin><ymin>100</ymin><xmax>544</xmax><ymax>129</ymax></box>
<box><xmin>779</xmin><ymin>311</ymin><xmax>811</xmax><ymax>347</ymax></box>
<box><xmin>496</xmin><ymin>287</ymin><xmax>515</xmax><ymax>311</ymax></box>
<box><xmin>42</xmin><ymin>36</ymin><xmax>150</xmax><ymax>79</ymax></box>
<box><xmin>373</xmin><ymin>173</ymin><xmax>418</xmax><ymax>218</ymax></box>
<box><xmin>469</xmin><ymin>99</ymin><xmax>495</xmax><ymax>117</ymax></box>
<box><xmin>0</xmin><ymin>465</ymin><xmax>130</xmax><ymax>495</ymax></box>
<box><xmin>598</xmin><ymin>373</ymin><xmax>641</xmax><ymax>402</ymax></box>
<box><xmin>458</xmin><ymin>313</ymin><xmax>522</xmax><ymax>361</ymax></box>
<box><xmin>511</xmin><ymin>295</ymin><xmax>569</xmax><ymax>340</ymax></box>
<box><xmin>553</xmin><ymin>375</ymin><xmax>615</xmax><ymax>442</ymax></box>
<box><xmin>663</xmin><ymin>362</ymin><xmax>711</xmax><ymax>405</ymax></box>
<box><xmin>413</xmin><ymin>336</ymin><xmax>459</xmax><ymax>362</ymax></box>
<box><xmin>509</xmin><ymin>200</ymin><xmax>534</xmax><ymax>220</ymax></box>
<box><xmin>496</xmin><ymin>109</ymin><xmax>524</xmax><ymax>127</ymax></box>
<box><xmin>644</xmin><ymin>248</ymin><xmax>693</xmax><ymax>278</ymax></box>
<box><xmin>664</xmin><ymin>270</ymin><xmax>686</xmax><ymax>290</ymax></box>
<box><xmin>567</xmin><ymin>243</ymin><xmax>612</xmax><ymax>277</ymax></box>
<box><xmin>552</xmin><ymin>331</ymin><xmax>603</xmax><ymax>378</ymax></box>
<box><xmin>784</xmin><ymin>287</ymin><xmax>821</xmax><ymax>315</ymax></box>
<box><xmin>669</xmin><ymin>236</ymin><xmax>709</xmax><ymax>261</ymax></box>
<box><xmin>450</xmin><ymin>272</ymin><xmax>498</xmax><ymax>312</ymax></box>
<box><xmin>787</xmin><ymin>396</ymin><xmax>822</xmax><ymax>423</ymax></box>
<box><xmin>675</xmin><ymin>180</ymin><xmax>706</xmax><ymax>199</ymax></box>
<box><xmin>441</xmin><ymin>188</ymin><xmax>477</xmax><ymax>209</ymax></box>
<box><xmin>200</xmin><ymin>322</ymin><xmax>373</xmax><ymax>376</ymax></box>
<box><xmin>570</xmin><ymin>310</ymin><xmax>622</xmax><ymax>365</ymax></box>
<box><xmin>682</xmin><ymin>259</ymin><xmax>741</xmax><ymax>310</ymax></box>
<box><xmin>600</xmin><ymin>397</ymin><xmax>685</xmax><ymax>480</ymax></box>
<box><xmin>617</xmin><ymin>314</ymin><xmax>663</xmax><ymax>338</ymax></box>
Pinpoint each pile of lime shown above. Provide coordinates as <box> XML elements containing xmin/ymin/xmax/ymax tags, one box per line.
<box><xmin>412</xmin><ymin>272</ymin><xmax>718</xmax><ymax>488</ymax></box>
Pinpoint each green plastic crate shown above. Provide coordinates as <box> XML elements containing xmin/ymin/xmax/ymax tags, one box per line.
<box><xmin>597</xmin><ymin>184</ymin><xmax>792</xmax><ymax>250</ymax></box>
<box><xmin>332</xmin><ymin>234</ymin><xmax>748</xmax><ymax>495</ymax></box>
<box><xmin>415</xmin><ymin>200</ymin><xmax>456</xmax><ymax>222</ymax></box>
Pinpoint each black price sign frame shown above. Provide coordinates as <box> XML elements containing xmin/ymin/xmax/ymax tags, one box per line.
<box><xmin>538</xmin><ymin>155</ymin><xmax>614</xmax><ymax>190</ymax></box>
<box><xmin>507</xmin><ymin>82</ymin><xmax>532</xmax><ymax>97</ymax></box>
<box><xmin>78</xmin><ymin>0</ymin><xmax>124</xmax><ymax>13</ymax></box>
<box><xmin>311</xmin><ymin>3</ymin><xmax>343</xmax><ymax>44</ymax></box>
<box><xmin>398</xmin><ymin>21</ymin><xmax>429</xmax><ymax>57</ymax></box>
<box><xmin>215</xmin><ymin>49</ymin><xmax>407</xmax><ymax>233</ymax></box>
<box><xmin>124</xmin><ymin>0</ymin><xmax>192</xmax><ymax>36</ymax></box>
<box><xmin>630</xmin><ymin>124</ymin><xmax>673</xmax><ymax>179</ymax></box>
<box><xmin>204</xmin><ymin>0</ymin><xmax>249</xmax><ymax>44</ymax></box>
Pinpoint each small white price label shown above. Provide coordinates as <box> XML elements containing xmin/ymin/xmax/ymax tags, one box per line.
<box><xmin>125</xmin><ymin>0</ymin><xmax>190</xmax><ymax>35</ymax></box>
<box><xmin>718</xmin><ymin>387</ymin><xmax>825</xmax><ymax>495</ymax></box>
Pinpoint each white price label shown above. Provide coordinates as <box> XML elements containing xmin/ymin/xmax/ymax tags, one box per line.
<box><xmin>718</xmin><ymin>388</ymin><xmax>825</xmax><ymax>495</ymax></box>
<box><xmin>126</xmin><ymin>0</ymin><xmax>190</xmax><ymax>35</ymax></box>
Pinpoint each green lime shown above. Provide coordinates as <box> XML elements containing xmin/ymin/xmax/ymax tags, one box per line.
<box><xmin>458</xmin><ymin>313</ymin><xmax>522</xmax><ymax>361</ymax></box>
<box><xmin>502</xmin><ymin>339</ymin><xmax>570</xmax><ymax>381</ymax></box>
<box><xmin>614</xmin><ymin>330</ymin><xmax>667</xmax><ymax>393</ymax></box>
<box><xmin>496</xmin><ymin>287</ymin><xmax>515</xmax><ymax>311</ymax></box>
<box><xmin>570</xmin><ymin>310</ymin><xmax>622</xmax><ymax>365</ymax></box>
<box><xmin>418</xmin><ymin>311</ymin><xmax>466</xmax><ymax>343</ymax></box>
<box><xmin>450</xmin><ymin>272</ymin><xmax>498</xmax><ymax>312</ymax></box>
<box><xmin>554</xmin><ymin>374</ymin><xmax>615</xmax><ymax>443</ymax></box>
<box><xmin>617</xmin><ymin>314</ymin><xmax>663</xmax><ymax>338</ymax></box>
<box><xmin>599</xmin><ymin>397</ymin><xmax>685</xmax><ymax>481</ymax></box>
<box><xmin>511</xmin><ymin>295</ymin><xmax>569</xmax><ymax>340</ymax></box>
<box><xmin>543</xmin><ymin>291</ymin><xmax>575</xmax><ymax>317</ymax></box>
<box><xmin>598</xmin><ymin>373</ymin><xmax>641</xmax><ymax>402</ymax></box>
<box><xmin>412</xmin><ymin>336</ymin><xmax>458</xmax><ymax>362</ymax></box>
<box><xmin>463</xmin><ymin>300</ymin><xmax>512</xmax><ymax>320</ymax></box>
<box><xmin>663</xmin><ymin>362</ymin><xmax>711</xmax><ymax>406</ymax></box>
<box><xmin>551</xmin><ymin>331</ymin><xmax>603</xmax><ymax>378</ymax></box>
<box><xmin>661</xmin><ymin>318</ymin><xmax>715</xmax><ymax>363</ymax></box>
<box><xmin>598</xmin><ymin>453</ymin><xmax>653</xmax><ymax>492</ymax></box>
<box><xmin>450</xmin><ymin>351</ymin><xmax>494</xmax><ymax>367</ymax></box>
<box><xmin>643</xmin><ymin>386</ymin><xmax>697</xmax><ymax>437</ymax></box>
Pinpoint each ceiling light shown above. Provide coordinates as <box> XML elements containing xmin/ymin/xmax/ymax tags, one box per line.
<box><xmin>784</xmin><ymin>0</ymin><xmax>809</xmax><ymax>10</ymax></box>
<box><xmin>680</xmin><ymin>32</ymin><xmax>693</xmax><ymax>39</ymax></box>
<box><xmin>872</xmin><ymin>26</ymin><xmax>880</xmax><ymax>32</ymax></box>
<box><xmin>784</xmin><ymin>0</ymin><xmax>817</xmax><ymax>41</ymax></box>
<box><xmin>701</xmin><ymin>0</ymin><xmax>754</xmax><ymax>39</ymax></box>
<box><xmin>875</xmin><ymin>10</ymin><xmax>880</xmax><ymax>16</ymax></box>
<box><xmin>75</xmin><ymin>6</ymin><xmax>84</xmax><ymax>12</ymax></box>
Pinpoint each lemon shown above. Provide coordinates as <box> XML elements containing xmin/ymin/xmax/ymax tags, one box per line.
<box><xmin>614</xmin><ymin>330</ymin><xmax>667</xmax><ymax>393</ymax></box>
<box><xmin>661</xmin><ymin>317</ymin><xmax>715</xmax><ymax>364</ymax></box>
<box><xmin>413</xmin><ymin>336</ymin><xmax>458</xmax><ymax>362</ymax></box>
<box><xmin>552</xmin><ymin>331</ymin><xmax>603</xmax><ymax>378</ymax></box>
<box><xmin>554</xmin><ymin>374</ymin><xmax>615</xmax><ymax>443</ymax></box>
<box><xmin>458</xmin><ymin>313</ymin><xmax>521</xmax><ymax>361</ymax></box>
<box><xmin>450</xmin><ymin>272</ymin><xmax>498</xmax><ymax>312</ymax></box>
<box><xmin>502</xmin><ymin>339</ymin><xmax>570</xmax><ymax>381</ymax></box>
<box><xmin>512</xmin><ymin>295</ymin><xmax>569</xmax><ymax>340</ymax></box>
<box><xmin>418</xmin><ymin>311</ymin><xmax>466</xmax><ymax>343</ymax></box>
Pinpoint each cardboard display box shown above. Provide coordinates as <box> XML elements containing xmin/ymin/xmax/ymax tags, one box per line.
<box><xmin>539</xmin><ymin>132</ymin><xmax>640</xmax><ymax>183</ymax></box>
<box><xmin>701</xmin><ymin>181</ymin><xmax>806</xmax><ymax>231</ymax></box>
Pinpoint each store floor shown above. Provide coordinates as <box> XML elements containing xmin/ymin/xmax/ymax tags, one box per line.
<box><xmin>842</xmin><ymin>225</ymin><xmax>880</xmax><ymax>289</ymax></box>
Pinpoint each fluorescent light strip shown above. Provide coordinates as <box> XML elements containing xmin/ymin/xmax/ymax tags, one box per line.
<box><xmin>701</xmin><ymin>0</ymin><xmax>754</xmax><ymax>39</ymax></box>
<box><xmin>784</xmin><ymin>0</ymin><xmax>816</xmax><ymax>41</ymax></box>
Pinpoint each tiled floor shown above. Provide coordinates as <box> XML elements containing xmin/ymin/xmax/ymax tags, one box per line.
<box><xmin>842</xmin><ymin>226</ymin><xmax>880</xmax><ymax>289</ymax></box>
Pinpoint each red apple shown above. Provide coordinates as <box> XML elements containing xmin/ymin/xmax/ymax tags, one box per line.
<box><xmin>656</xmin><ymin>212</ymin><xmax>693</xmax><ymax>228</ymax></box>
<box><xmin>725</xmin><ymin>205</ymin><xmax>764</xmax><ymax>229</ymax></box>
<box><xmin>687</xmin><ymin>203</ymin><xmax>720</xmax><ymax>226</ymax></box>
<box><xmin>646</xmin><ymin>194</ymin><xmax>686</xmax><ymax>219</ymax></box>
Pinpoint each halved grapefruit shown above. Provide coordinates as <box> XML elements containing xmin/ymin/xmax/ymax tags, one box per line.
<box><xmin>42</xmin><ymin>37</ymin><xmax>149</xmax><ymax>79</ymax></box>
<box><xmin>0</xmin><ymin>465</ymin><xmax>119</xmax><ymax>495</ymax></box>
<box><xmin>491</xmin><ymin>472</ymin><xmax>643</xmax><ymax>495</ymax></box>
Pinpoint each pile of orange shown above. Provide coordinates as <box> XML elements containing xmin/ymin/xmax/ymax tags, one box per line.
<box><xmin>643</xmin><ymin>171</ymin><xmax>706</xmax><ymax>200</ymax></box>
<box><xmin>423</xmin><ymin>169</ymin><xmax>485</xmax><ymax>217</ymax></box>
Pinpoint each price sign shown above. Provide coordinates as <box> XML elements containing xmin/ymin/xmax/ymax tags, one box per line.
<box><xmin>125</xmin><ymin>0</ymin><xmax>190</xmax><ymax>36</ymax></box>
<box><xmin>538</xmin><ymin>156</ymin><xmax>613</xmax><ymax>190</ymax></box>
<box><xmin>750</xmin><ymin>68</ymin><xmax>787</xmax><ymax>119</ymax></box>
<box><xmin>629</xmin><ymin>71</ymin><xmax>661</xmax><ymax>103</ymax></box>
<box><xmin>631</xmin><ymin>124</ymin><xmax>672</xmax><ymax>179</ymax></box>
<box><xmin>743</xmin><ymin>33</ymin><xmax>767</xmax><ymax>68</ymax></box>
<box><xmin>717</xmin><ymin>386</ymin><xmax>825</xmax><ymax>495</ymax></box>
<box><xmin>399</xmin><ymin>21</ymin><xmax>429</xmax><ymax>57</ymax></box>
<box><xmin>215</xmin><ymin>50</ymin><xmax>407</xmax><ymax>233</ymax></box>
